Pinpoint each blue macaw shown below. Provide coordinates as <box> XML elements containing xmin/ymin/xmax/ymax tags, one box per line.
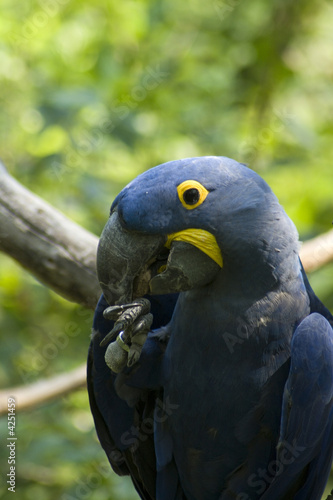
<box><xmin>87</xmin><ymin>156</ymin><xmax>333</xmax><ymax>500</ymax></box>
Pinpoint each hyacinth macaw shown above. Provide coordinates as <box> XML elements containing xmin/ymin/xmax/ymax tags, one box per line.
<box><xmin>87</xmin><ymin>156</ymin><xmax>333</xmax><ymax>500</ymax></box>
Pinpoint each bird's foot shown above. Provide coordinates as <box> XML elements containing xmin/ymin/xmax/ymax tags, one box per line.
<box><xmin>100</xmin><ymin>298</ymin><xmax>153</xmax><ymax>373</ymax></box>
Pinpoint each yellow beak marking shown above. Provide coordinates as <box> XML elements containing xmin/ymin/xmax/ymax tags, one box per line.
<box><xmin>165</xmin><ymin>228</ymin><xmax>223</xmax><ymax>268</ymax></box>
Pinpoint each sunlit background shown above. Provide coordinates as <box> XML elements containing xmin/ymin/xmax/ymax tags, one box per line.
<box><xmin>0</xmin><ymin>0</ymin><xmax>333</xmax><ymax>498</ymax></box>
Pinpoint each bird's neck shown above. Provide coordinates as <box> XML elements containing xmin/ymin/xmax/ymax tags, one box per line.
<box><xmin>171</xmin><ymin>248</ymin><xmax>308</xmax><ymax>357</ymax></box>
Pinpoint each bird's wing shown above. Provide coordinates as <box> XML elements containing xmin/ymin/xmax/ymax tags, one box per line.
<box><xmin>260</xmin><ymin>312</ymin><xmax>333</xmax><ymax>500</ymax></box>
<box><xmin>87</xmin><ymin>293</ymin><xmax>178</xmax><ymax>500</ymax></box>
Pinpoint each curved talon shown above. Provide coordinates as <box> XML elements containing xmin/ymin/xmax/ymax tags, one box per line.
<box><xmin>116</xmin><ymin>332</ymin><xmax>130</xmax><ymax>352</ymax></box>
<box><xmin>103</xmin><ymin>299</ymin><xmax>149</xmax><ymax>321</ymax></box>
<box><xmin>127</xmin><ymin>343</ymin><xmax>143</xmax><ymax>367</ymax></box>
<box><xmin>132</xmin><ymin>313</ymin><xmax>153</xmax><ymax>336</ymax></box>
<box><xmin>126</xmin><ymin>313</ymin><xmax>153</xmax><ymax>366</ymax></box>
<box><xmin>125</xmin><ymin>313</ymin><xmax>153</xmax><ymax>367</ymax></box>
<box><xmin>99</xmin><ymin>323</ymin><xmax>124</xmax><ymax>347</ymax></box>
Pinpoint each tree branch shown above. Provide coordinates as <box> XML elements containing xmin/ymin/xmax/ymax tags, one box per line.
<box><xmin>300</xmin><ymin>230</ymin><xmax>333</xmax><ymax>273</ymax></box>
<box><xmin>0</xmin><ymin>162</ymin><xmax>101</xmax><ymax>309</ymax></box>
<box><xmin>1</xmin><ymin>165</ymin><xmax>333</xmax><ymax>414</ymax></box>
<box><xmin>0</xmin><ymin>364</ymin><xmax>86</xmax><ymax>415</ymax></box>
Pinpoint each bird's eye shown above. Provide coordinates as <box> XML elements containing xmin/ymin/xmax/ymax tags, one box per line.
<box><xmin>183</xmin><ymin>188</ymin><xmax>200</xmax><ymax>205</ymax></box>
<box><xmin>177</xmin><ymin>180</ymin><xmax>209</xmax><ymax>210</ymax></box>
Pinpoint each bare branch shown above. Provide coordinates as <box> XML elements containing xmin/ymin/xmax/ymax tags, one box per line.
<box><xmin>300</xmin><ymin>229</ymin><xmax>333</xmax><ymax>273</ymax></box>
<box><xmin>0</xmin><ymin>162</ymin><xmax>100</xmax><ymax>309</ymax></box>
<box><xmin>0</xmin><ymin>364</ymin><xmax>86</xmax><ymax>415</ymax></box>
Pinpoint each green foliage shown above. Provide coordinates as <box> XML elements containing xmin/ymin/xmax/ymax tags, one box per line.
<box><xmin>0</xmin><ymin>0</ymin><xmax>333</xmax><ymax>498</ymax></box>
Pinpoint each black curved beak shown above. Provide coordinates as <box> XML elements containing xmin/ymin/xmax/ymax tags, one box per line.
<box><xmin>97</xmin><ymin>211</ymin><xmax>220</xmax><ymax>306</ymax></box>
<box><xmin>97</xmin><ymin>211</ymin><xmax>165</xmax><ymax>305</ymax></box>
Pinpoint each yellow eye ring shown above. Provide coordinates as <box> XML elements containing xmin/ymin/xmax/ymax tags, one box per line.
<box><xmin>177</xmin><ymin>180</ymin><xmax>209</xmax><ymax>210</ymax></box>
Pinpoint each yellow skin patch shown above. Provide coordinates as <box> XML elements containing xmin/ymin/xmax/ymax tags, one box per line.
<box><xmin>177</xmin><ymin>180</ymin><xmax>209</xmax><ymax>210</ymax></box>
<box><xmin>164</xmin><ymin>180</ymin><xmax>223</xmax><ymax>268</ymax></box>
<box><xmin>165</xmin><ymin>228</ymin><xmax>223</xmax><ymax>268</ymax></box>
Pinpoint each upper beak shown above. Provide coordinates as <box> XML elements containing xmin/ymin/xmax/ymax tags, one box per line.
<box><xmin>97</xmin><ymin>211</ymin><xmax>165</xmax><ymax>305</ymax></box>
<box><xmin>97</xmin><ymin>211</ymin><xmax>221</xmax><ymax>306</ymax></box>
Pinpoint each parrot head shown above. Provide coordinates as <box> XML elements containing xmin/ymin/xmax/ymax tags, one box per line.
<box><xmin>97</xmin><ymin>156</ymin><xmax>299</xmax><ymax>305</ymax></box>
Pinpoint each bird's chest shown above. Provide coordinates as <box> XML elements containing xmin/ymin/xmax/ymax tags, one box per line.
<box><xmin>161</xmin><ymin>291</ymin><xmax>298</xmax><ymax>468</ymax></box>
<box><xmin>163</xmin><ymin>286</ymin><xmax>304</xmax><ymax>397</ymax></box>
<box><xmin>160</xmin><ymin>309</ymin><xmax>268</xmax><ymax>498</ymax></box>
<box><xmin>164</xmin><ymin>313</ymin><xmax>266</xmax><ymax>427</ymax></box>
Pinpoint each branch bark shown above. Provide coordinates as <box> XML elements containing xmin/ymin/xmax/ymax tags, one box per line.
<box><xmin>300</xmin><ymin>230</ymin><xmax>333</xmax><ymax>273</ymax></box>
<box><xmin>0</xmin><ymin>364</ymin><xmax>86</xmax><ymax>415</ymax></box>
<box><xmin>1</xmin><ymin>165</ymin><xmax>333</xmax><ymax>414</ymax></box>
<box><xmin>0</xmin><ymin>162</ymin><xmax>100</xmax><ymax>309</ymax></box>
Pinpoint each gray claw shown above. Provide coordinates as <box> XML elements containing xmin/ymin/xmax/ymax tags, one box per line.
<box><xmin>102</xmin><ymin>299</ymin><xmax>153</xmax><ymax>372</ymax></box>
<box><xmin>100</xmin><ymin>298</ymin><xmax>151</xmax><ymax>347</ymax></box>
<box><xmin>103</xmin><ymin>301</ymin><xmax>147</xmax><ymax>321</ymax></box>
<box><xmin>127</xmin><ymin>312</ymin><xmax>153</xmax><ymax>367</ymax></box>
<box><xmin>132</xmin><ymin>312</ymin><xmax>153</xmax><ymax>336</ymax></box>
